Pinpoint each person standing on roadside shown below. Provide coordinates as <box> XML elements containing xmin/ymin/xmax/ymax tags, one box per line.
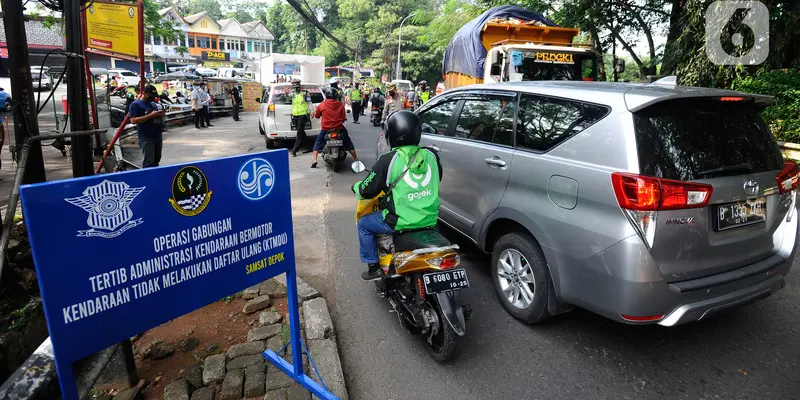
<box><xmin>230</xmin><ymin>85</ymin><xmax>242</xmax><ymax>121</ymax></box>
<box><xmin>129</xmin><ymin>84</ymin><xmax>166</xmax><ymax>168</ymax></box>
<box><xmin>202</xmin><ymin>84</ymin><xmax>214</xmax><ymax>127</ymax></box>
<box><xmin>290</xmin><ymin>79</ymin><xmax>312</xmax><ymax>157</ymax></box>
<box><xmin>381</xmin><ymin>84</ymin><xmax>406</xmax><ymax>126</ymax></box>
<box><xmin>348</xmin><ymin>82</ymin><xmax>364</xmax><ymax>124</ymax></box>
<box><xmin>192</xmin><ymin>82</ymin><xmax>206</xmax><ymax>129</ymax></box>
<box><xmin>414</xmin><ymin>80</ymin><xmax>430</xmax><ymax>110</ymax></box>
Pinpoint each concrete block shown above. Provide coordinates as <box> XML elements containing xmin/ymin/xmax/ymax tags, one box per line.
<box><xmin>248</xmin><ymin>324</ymin><xmax>282</xmax><ymax>342</ymax></box>
<box><xmin>244</xmin><ymin>295</ymin><xmax>272</xmax><ymax>314</ymax></box>
<box><xmin>244</xmin><ymin>363</ymin><xmax>267</xmax><ymax>397</ymax></box>
<box><xmin>303</xmin><ymin>298</ymin><xmax>334</xmax><ymax>341</ymax></box>
<box><xmin>219</xmin><ymin>369</ymin><xmax>244</xmax><ymax>400</ymax></box>
<box><xmin>265</xmin><ymin>366</ymin><xmax>294</xmax><ymax>391</ymax></box>
<box><xmin>189</xmin><ymin>386</ymin><xmax>214</xmax><ymax>400</ymax></box>
<box><xmin>264</xmin><ymin>388</ymin><xmax>287</xmax><ymax>400</ymax></box>
<box><xmin>243</xmin><ymin>283</ymin><xmax>262</xmax><ymax>299</ymax></box>
<box><xmin>227</xmin><ymin>354</ymin><xmax>265</xmax><ymax>371</ymax></box>
<box><xmin>164</xmin><ymin>379</ymin><xmax>189</xmax><ymax>400</ymax></box>
<box><xmin>202</xmin><ymin>354</ymin><xmax>226</xmax><ymax>386</ymax></box>
<box><xmin>183</xmin><ymin>363</ymin><xmax>203</xmax><ymax>391</ymax></box>
<box><xmin>308</xmin><ymin>339</ymin><xmax>347</xmax><ymax>400</ymax></box>
<box><xmin>259</xmin><ymin>310</ymin><xmax>282</xmax><ymax>326</ymax></box>
<box><xmin>227</xmin><ymin>341</ymin><xmax>265</xmax><ymax>359</ymax></box>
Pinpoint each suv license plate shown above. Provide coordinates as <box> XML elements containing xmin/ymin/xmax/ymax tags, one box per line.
<box><xmin>716</xmin><ymin>197</ymin><xmax>767</xmax><ymax>231</ymax></box>
<box><xmin>423</xmin><ymin>268</ymin><xmax>469</xmax><ymax>294</ymax></box>
<box><xmin>326</xmin><ymin>140</ymin><xmax>343</xmax><ymax>146</ymax></box>
<box><xmin>290</xmin><ymin>120</ymin><xmax>312</xmax><ymax>130</ymax></box>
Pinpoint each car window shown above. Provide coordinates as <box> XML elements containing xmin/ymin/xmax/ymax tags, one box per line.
<box><xmin>634</xmin><ymin>99</ymin><xmax>783</xmax><ymax>180</ymax></box>
<box><xmin>419</xmin><ymin>100</ymin><xmax>458</xmax><ymax>135</ymax></box>
<box><xmin>516</xmin><ymin>95</ymin><xmax>607</xmax><ymax>152</ymax></box>
<box><xmin>452</xmin><ymin>97</ymin><xmax>516</xmax><ymax>145</ymax></box>
<box><xmin>121</xmin><ymin>72</ymin><xmax>135</xmax><ymax>77</ymax></box>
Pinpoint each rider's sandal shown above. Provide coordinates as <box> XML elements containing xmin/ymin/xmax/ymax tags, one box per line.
<box><xmin>311</xmin><ymin>162</ymin><xmax>317</xmax><ymax>168</ymax></box>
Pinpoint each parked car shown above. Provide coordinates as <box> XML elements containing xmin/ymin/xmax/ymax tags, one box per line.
<box><xmin>0</xmin><ymin>88</ymin><xmax>11</xmax><ymax>111</ymax></box>
<box><xmin>31</xmin><ymin>71</ymin><xmax>51</xmax><ymax>91</ymax></box>
<box><xmin>257</xmin><ymin>82</ymin><xmax>324</xmax><ymax>149</ymax></box>
<box><xmin>104</xmin><ymin>69</ymin><xmax>141</xmax><ymax>87</ymax></box>
<box><xmin>402</xmin><ymin>80</ymin><xmax>798</xmax><ymax>326</ymax></box>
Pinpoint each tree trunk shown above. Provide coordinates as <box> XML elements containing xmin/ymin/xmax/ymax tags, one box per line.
<box><xmin>589</xmin><ymin>25</ymin><xmax>606</xmax><ymax>81</ymax></box>
<box><xmin>661</xmin><ymin>0</ymin><xmax>685</xmax><ymax>75</ymax></box>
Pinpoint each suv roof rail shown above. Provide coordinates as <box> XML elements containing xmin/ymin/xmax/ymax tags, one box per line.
<box><xmin>651</xmin><ymin>76</ymin><xmax>678</xmax><ymax>86</ymax></box>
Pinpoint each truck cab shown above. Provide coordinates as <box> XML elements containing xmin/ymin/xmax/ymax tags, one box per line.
<box><xmin>484</xmin><ymin>44</ymin><xmax>598</xmax><ymax>84</ymax></box>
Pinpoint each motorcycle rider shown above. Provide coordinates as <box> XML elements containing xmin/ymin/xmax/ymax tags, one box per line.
<box><xmin>290</xmin><ymin>79</ymin><xmax>312</xmax><ymax>156</ymax></box>
<box><xmin>381</xmin><ymin>84</ymin><xmax>406</xmax><ymax>126</ymax></box>
<box><xmin>310</xmin><ymin>87</ymin><xmax>359</xmax><ymax>168</ymax></box>
<box><xmin>329</xmin><ymin>78</ymin><xmax>344</xmax><ymax>102</ymax></box>
<box><xmin>414</xmin><ymin>80</ymin><xmax>430</xmax><ymax>110</ymax></box>
<box><xmin>352</xmin><ymin>111</ymin><xmax>442</xmax><ymax>281</ymax></box>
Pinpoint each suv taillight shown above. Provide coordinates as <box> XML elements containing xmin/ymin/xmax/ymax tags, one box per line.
<box><xmin>611</xmin><ymin>173</ymin><xmax>713</xmax><ymax>211</ymax></box>
<box><xmin>776</xmin><ymin>161</ymin><xmax>800</xmax><ymax>194</ymax></box>
<box><xmin>612</xmin><ymin>173</ymin><xmax>713</xmax><ymax>249</ymax></box>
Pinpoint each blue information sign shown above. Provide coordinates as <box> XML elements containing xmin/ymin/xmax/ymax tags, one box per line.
<box><xmin>19</xmin><ymin>150</ymin><xmax>323</xmax><ymax>399</ymax></box>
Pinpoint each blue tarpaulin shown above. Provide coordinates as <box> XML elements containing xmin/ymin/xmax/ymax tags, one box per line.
<box><xmin>441</xmin><ymin>5</ymin><xmax>557</xmax><ymax>78</ymax></box>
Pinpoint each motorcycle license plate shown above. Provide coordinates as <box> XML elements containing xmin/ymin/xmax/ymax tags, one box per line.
<box><xmin>371</xmin><ymin>111</ymin><xmax>379</xmax><ymax>114</ymax></box>
<box><xmin>423</xmin><ymin>269</ymin><xmax>469</xmax><ymax>294</ymax></box>
<box><xmin>326</xmin><ymin>140</ymin><xmax>343</xmax><ymax>146</ymax></box>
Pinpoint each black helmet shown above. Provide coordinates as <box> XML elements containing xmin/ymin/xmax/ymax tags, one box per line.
<box><xmin>386</xmin><ymin>111</ymin><xmax>421</xmax><ymax>148</ymax></box>
<box><xmin>323</xmin><ymin>87</ymin><xmax>338</xmax><ymax>100</ymax></box>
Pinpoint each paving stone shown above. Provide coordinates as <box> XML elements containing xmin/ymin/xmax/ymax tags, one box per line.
<box><xmin>303</xmin><ymin>298</ymin><xmax>334</xmax><ymax>340</ymax></box>
<box><xmin>248</xmin><ymin>324</ymin><xmax>282</xmax><ymax>342</ymax></box>
<box><xmin>308</xmin><ymin>339</ymin><xmax>347</xmax><ymax>400</ymax></box>
<box><xmin>296</xmin><ymin>277</ymin><xmax>320</xmax><ymax>301</ymax></box>
<box><xmin>227</xmin><ymin>354</ymin><xmax>265</xmax><ymax>371</ymax></box>
<box><xmin>260</xmin><ymin>279</ymin><xmax>287</xmax><ymax>298</ymax></box>
<box><xmin>184</xmin><ymin>363</ymin><xmax>203</xmax><ymax>390</ymax></box>
<box><xmin>244</xmin><ymin>363</ymin><xmax>267</xmax><ymax>397</ymax></box>
<box><xmin>189</xmin><ymin>386</ymin><xmax>214</xmax><ymax>400</ymax></box>
<box><xmin>266</xmin><ymin>366</ymin><xmax>295</xmax><ymax>391</ymax></box>
<box><xmin>264</xmin><ymin>388</ymin><xmax>287</xmax><ymax>400</ymax></box>
<box><xmin>243</xmin><ymin>284</ymin><xmax>262</xmax><ymax>299</ymax></box>
<box><xmin>259</xmin><ymin>310</ymin><xmax>282</xmax><ymax>326</ymax></box>
<box><xmin>287</xmin><ymin>384</ymin><xmax>311</xmax><ymax>400</ymax></box>
<box><xmin>266</xmin><ymin>335</ymin><xmax>284</xmax><ymax>354</ymax></box>
<box><xmin>202</xmin><ymin>354</ymin><xmax>226</xmax><ymax>385</ymax></box>
<box><xmin>227</xmin><ymin>341</ymin><xmax>265</xmax><ymax>359</ymax></box>
<box><xmin>243</xmin><ymin>295</ymin><xmax>272</xmax><ymax>314</ymax></box>
<box><xmin>220</xmin><ymin>369</ymin><xmax>244</xmax><ymax>400</ymax></box>
<box><xmin>164</xmin><ymin>378</ymin><xmax>189</xmax><ymax>400</ymax></box>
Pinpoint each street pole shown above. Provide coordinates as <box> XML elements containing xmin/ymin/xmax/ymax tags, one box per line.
<box><xmin>0</xmin><ymin>0</ymin><xmax>47</xmax><ymax>183</ymax></box>
<box><xmin>396</xmin><ymin>13</ymin><xmax>416</xmax><ymax>81</ymax></box>
<box><xmin>65</xmin><ymin>0</ymin><xmax>94</xmax><ymax>177</ymax></box>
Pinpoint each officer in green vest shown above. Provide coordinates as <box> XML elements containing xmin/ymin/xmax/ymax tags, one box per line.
<box><xmin>290</xmin><ymin>79</ymin><xmax>312</xmax><ymax>157</ymax></box>
<box><xmin>414</xmin><ymin>80</ymin><xmax>431</xmax><ymax>110</ymax></box>
<box><xmin>347</xmin><ymin>82</ymin><xmax>364</xmax><ymax>124</ymax></box>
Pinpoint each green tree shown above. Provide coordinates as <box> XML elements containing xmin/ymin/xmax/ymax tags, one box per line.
<box><xmin>144</xmin><ymin>0</ymin><xmax>177</xmax><ymax>41</ymax></box>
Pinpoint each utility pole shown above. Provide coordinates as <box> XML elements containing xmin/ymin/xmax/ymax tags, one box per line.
<box><xmin>0</xmin><ymin>0</ymin><xmax>47</xmax><ymax>183</ymax></box>
<box><xmin>396</xmin><ymin>13</ymin><xmax>416</xmax><ymax>81</ymax></box>
<box><xmin>64</xmin><ymin>0</ymin><xmax>94</xmax><ymax>177</ymax></box>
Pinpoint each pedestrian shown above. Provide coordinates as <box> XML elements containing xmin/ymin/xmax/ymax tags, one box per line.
<box><xmin>192</xmin><ymin>82</ymin><xmax>206</xmax><ymax>129</ymax></box>
<box><xmin>202</xmin><ymin>84</ymin><xmax>213</xmax><ymax>127</ymax></box>
<box><xmin>414</xmin><ymin>80</ymin><xmax>430</xmax><ymax>110</ymax></box>
<box><xmin>289</xmin><ymin>79</ymin><xmax>312</xmax><ymax>157</ymax></box>
<box><xmin>348</xmin><ymin>82</ymin><xmax>363</xmax><ymax>124</ymax></box>
<box><xmin>361</xmin><ymin>86</ymin><xmax>368</xmax><ymax>116</ymax></box>
<box><xmin>129</xmin><ymin>84</ymin><xmax>166</xmax><ymax>168</ymax></box>
<box><xmin>230</xmin><ymin>85</ymin><xmax>242</xmax><ymax>121</ymax></box>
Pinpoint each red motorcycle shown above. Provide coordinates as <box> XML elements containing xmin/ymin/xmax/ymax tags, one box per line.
<box><xmin>109</xmin><ymin>84</ymin><xmax>128</xmax><ymax>98</ymax></box>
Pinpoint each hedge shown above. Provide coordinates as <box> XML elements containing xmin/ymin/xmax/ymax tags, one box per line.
<box><xmin>730</xmin><ymin>69</ymin><xmax>800</xmax><ymax>143</ymax></box>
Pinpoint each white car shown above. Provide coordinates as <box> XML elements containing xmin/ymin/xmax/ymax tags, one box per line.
<box><xmin>31</xmin><ymin>71</ymin><xmax>51</xmax><ymax>91</ymax></box>
<box><xmin>105</xmin><ymin>69</ymin><xmax>140</xmax><ymax>87</ymax></box>
<box><xmin>257</xmin><ymin>82</ymin><xmax>324</xmax><ymax>149</ymax></box>
<box><xmin>195</xmin><ymin>67</ymin><xmax>217</xmax><ymax>77</ymax></box>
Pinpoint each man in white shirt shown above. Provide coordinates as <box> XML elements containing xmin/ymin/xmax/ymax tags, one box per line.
<box><xmin>191</xmin><ymin>83</ymin><xmax>206</xmax><ymax>129</ymax></box>
<box><xmin>201</xmin><ymin>86</ymin><xmax>213</xmax><ymax>127</ymax></box>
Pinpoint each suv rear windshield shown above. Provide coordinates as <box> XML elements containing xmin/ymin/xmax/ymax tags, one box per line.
<box><xmin>271</xmin><ymin>85</ymin><xmax>324</xmax><ymax>104</ymax></box>
<box><xmin>634</xmin><ymin>99</ymin><xmax>784</xmax><ymax>181</ymax></box>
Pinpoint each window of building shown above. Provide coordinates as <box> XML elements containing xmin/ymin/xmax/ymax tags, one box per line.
<box><xmin>196</xmin><ymin>36</ymin><xmax>210</xmax><ymax>49</ymax></box>
<box><xmin>145</xmin><ymin>35</ymin><xmax>151</xmax><ymax>44</ymax></box>
<box><xmin>154</xmin><ymin>36</ymin><xmax>162</xmax><ymax>45</ymax></box>
<box><xmin>240</xmin><ymin>40</ymin><xmax>245</xmax><ymax>51</ymax></box>
<box><xmin>188</xmin><ymin>36</ymin><xmax>195</xmax><ymax>47</ymax></box>
<box><xmin>211</xmin><ymin>38</ymin><xmax>217</xmax><ymax>49</ymax></box>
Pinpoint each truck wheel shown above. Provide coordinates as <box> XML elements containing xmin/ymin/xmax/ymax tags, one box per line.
<box><xmin>491</xmin><ymin>232</ymin><xmax>551</xmax><ymax>324</ymax></box>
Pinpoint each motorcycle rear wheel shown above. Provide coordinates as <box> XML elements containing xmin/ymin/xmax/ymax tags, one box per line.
<box><xmin>425</xmin><ymin>303</ymin><xmax>458</xmax><ymax>362</ymax></box>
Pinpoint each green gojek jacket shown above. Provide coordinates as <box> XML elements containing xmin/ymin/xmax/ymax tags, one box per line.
<box><xmin>353</xmin><ymin>145</ymin><xmax>443</xmax><ymax>230</ymax></box>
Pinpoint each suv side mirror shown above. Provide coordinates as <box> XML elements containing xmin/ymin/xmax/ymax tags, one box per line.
<box><xmin>351</xmin><ymin>161</ymin><xmax>367</xmax><ymax>174</ymax></box>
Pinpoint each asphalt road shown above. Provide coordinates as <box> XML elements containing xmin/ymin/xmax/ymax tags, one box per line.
<box><xmin>321</xmin><ymin>118</ymin><xmax>800</xmax><ymax>400</ymax></box>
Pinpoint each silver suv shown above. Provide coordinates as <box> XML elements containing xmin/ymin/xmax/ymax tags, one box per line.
<box><xmin>412</xmin><ymin>81</ymin><xmax>798</xmax><ymax>326</ymax></box>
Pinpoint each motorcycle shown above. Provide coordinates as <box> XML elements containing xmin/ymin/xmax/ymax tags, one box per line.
<box><xmin>370</xmin><ymin>95</ymin><xmax>384</xmax><ymax>127</ymax></box>
<box><xmin>110</xmin><ymin>84</ymin><xmax>128</xmax><ymax>98</ymax></box>
<box><xmin>351</xmin><ymin>160</ymin><xmax>472</xmax><ymax>362</ymax></box>
<box><xmin>321</xmin><ymin>128</ymin><xmax>348</xmax><ymax>172</ymax></box>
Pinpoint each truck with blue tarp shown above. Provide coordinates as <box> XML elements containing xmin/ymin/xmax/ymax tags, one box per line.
<box><xmin>442</xmin><ymin>5</ymin><xmax>598</xmax><ymax>90</ymax></box>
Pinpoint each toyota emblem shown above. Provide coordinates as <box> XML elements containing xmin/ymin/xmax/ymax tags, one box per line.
<box><xmin>743</xmin><ymin>179</ymin><xmax>759</xmax><ymax>196</ymax></box>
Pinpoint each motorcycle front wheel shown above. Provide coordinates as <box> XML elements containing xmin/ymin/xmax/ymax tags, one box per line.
<box><xmin>424</xmin><ymin>302</ymin><xmax>458</xmax><ymax>362</ymax></box>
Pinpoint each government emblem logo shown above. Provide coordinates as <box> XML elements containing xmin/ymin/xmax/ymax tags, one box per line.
<box><xmin>237</xmin><ymin>158</ymin><xmax>275</xmax><ymax>201</ymax></box>
<box><xmin>169</xmin><ymin>166</ymin><xmax>212</xmax><ymax>216</ymax></box>
<box><xmin>65</xmin><ymin>180</ymin><xmax>145</xmax><ymax>238</ymax></box>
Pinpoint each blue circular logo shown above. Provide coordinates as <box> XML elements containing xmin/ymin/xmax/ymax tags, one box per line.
<box><xmin>237</xmin><ymin>158</ymin><xmax>275</xmax><ymax>201</ymax></box>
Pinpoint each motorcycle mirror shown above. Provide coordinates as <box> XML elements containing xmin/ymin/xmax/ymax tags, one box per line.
<box><xmin>351</xmin><ymin>161</ymin><xmax>367</xmax><ymax>174</ymax></box>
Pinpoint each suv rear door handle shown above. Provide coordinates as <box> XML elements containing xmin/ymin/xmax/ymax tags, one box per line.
<box><xmin>484</xmin><ymin>157</ymin><xmax>506</xmax><ymax>167</ymax></box>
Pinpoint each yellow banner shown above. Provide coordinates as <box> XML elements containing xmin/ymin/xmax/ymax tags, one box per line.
<box><xmin>86</xmin><ymin>2</ymin><xmax>140</xmax><ymax>58</ymax></box>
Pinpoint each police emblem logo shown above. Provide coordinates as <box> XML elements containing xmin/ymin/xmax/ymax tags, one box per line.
<box><xmin>169</xmin><ymin>166</ymin><xmax>212</xmax><ymax>216</ymax></box>
<box><xmin>65</xmin><ymin>180</ymin><xmax>145</xmax><ymax>238</ymax></box>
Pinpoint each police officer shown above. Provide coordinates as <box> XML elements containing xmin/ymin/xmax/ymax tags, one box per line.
<box><xmin>290</xmin><ymin>79</ymin><xmax>312</xmax><ymax>157</ymax></box>
<box><xmin>348</xmin><ymin>82</ymin><xmax>364</xmax><ymax>124</ymax></box>
<box><xmin>414</xmin><ymin>80</ymin><xmax>430</xmax><ymax>110</ymax></box>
